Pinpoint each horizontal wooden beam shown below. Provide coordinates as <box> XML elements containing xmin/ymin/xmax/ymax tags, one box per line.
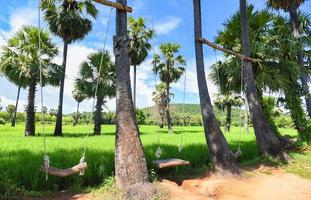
<box><xmin>197</xmin><ymin>37</ymin><xmax>262</xmax><ymax>63</ymax></box>
<box><xmin>95</xmin><ymin>0</ymin><xmax>132</xmax><ymax>13</ymax></box>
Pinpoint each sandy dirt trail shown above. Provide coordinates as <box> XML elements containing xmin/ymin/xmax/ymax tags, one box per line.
<box><xmin>35</xmin><ymin>167</ymin><xmax>311</xmax><ymax>200</ymax></box>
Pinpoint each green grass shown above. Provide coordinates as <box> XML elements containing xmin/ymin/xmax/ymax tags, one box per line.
<box><xmin>0</xmin><ymin>123</ymin><xmax>305</xmax><ymax>194</ymax></box>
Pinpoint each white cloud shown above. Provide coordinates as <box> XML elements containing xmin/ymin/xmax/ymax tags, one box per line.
<box><xmin>0</xmin><ymin>96</ymin><xmax>27</xmax><ymax>112</ymax></box>
<box><xmin>154</xmin><ymin>16</ymin><xmax>181</xmax><ymax>35</ymax></box>
<box><xmin>9</xmin><ymin>8</ymin><xmax>38</xmax><ymax>33</ymax></box>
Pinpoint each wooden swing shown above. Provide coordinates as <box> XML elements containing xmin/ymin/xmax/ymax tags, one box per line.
<box><xmin>153</xmin><ymin>159</ymin><xmax>190</xmax><ymax>169</ymax></box>
<box><xmin>41</xmin><ymin>162</ymin><xmax>87</xmax><ymax>177</ymax></box>
<box><xmin>38</xmin><ymin>0</ymin><xmax>132</xmax><ymax>178</ymax></box>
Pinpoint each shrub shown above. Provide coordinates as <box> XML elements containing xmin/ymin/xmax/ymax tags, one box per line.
<box><xmin>0</xmin><ymin>118</ymin><xmax>5</xmax><ymax>125</ymax></box>
<box><xmin>275</xmin><ymin>115</ymin><xmax>295</xmax><ymax>129</ymax></box>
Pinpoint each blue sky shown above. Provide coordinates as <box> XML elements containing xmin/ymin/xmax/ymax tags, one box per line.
<box><xmin>0</xmin><ymin>0</ymin><xmax>310</xmax><ymax>114</ymax></box>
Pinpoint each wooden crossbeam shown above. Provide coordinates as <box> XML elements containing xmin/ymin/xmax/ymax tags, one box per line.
<box><xmin>197</xmin><ymin>37</ymin><xmax>262</xmax><ymax>63</ymax></box>
<box><xmin>95</xmin><ymin>0</ymin><xmax>132</xmax><ymax>13</ymax></box>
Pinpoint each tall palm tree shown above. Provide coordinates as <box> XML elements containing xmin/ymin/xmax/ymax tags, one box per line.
<box><xmin>41</xmin><ymin>0</ymin><xmax>98</xmax><ymax>136</ymax></box>
<box><xmin>152</xmin><ymin>43</ymin><xmax>186</xmax><ymax>132</ymax></box>
<box><xmin>239</xmin><ymin>0</ymin><xmax>285</xmax><ymax>157</ymax></box>
<box><xmin>267</xmin><ymin>0</ymin><xmax>311</xmax><ymax>118</ymax></box>
<box><xmin>128</xmin><ymin>17</ymin><xmax>154</xmax><ymax>109</ymax></box>
<box><xmin>72</xmin><ymin>88</ymin><xmax>86</xmax><ymax>126</ymax></box>
<box><xmin>193</xmin><ymin>0</ymin><xmax>239</xmax><ymax>174</ymax></box>
<box><xmin>211</xmin><ymin>7</ymin><xmax>310</xmax><ymax>141</ymax></box>
<box><xmin>214</xmin><ymin>93</ymin><xmax>243</xmax><ymax>132</ymax></box>
<box><xmin>114</xmin><ymin>0</ymin><xmax>149</xmax><ymax>190</ymax></box>
<box><xmin>75</xmin><ymin>51</ymin><xmax>115</xmax><ymax>135</ymax></box>
<box><xmin>0</xmin><ymin>26</ymin><xmax>60</xmax><ymax>136</ymax></box>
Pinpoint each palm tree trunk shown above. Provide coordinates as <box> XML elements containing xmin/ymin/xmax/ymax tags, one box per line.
<box><xmin>284</xmin><ymin>83</ymin><xmax>308</xmax><ymax>136</ymax></box>
<box><xmin>54</xmin><ymin>41</ymin><xmax>68</xmax><ymax>136</ymax></box>
<box><xmin>289</xmin><ymin>8</ymin><xmax>311</xmax><ymax>119</ymax></box>
<box><xmin>244</xmin><ymin>98</ymin><xmax>249</xmax><ymax>134</ymax></box>
<box><xmin>25</xmin><ymin>80</ymin><xmax>36</xmax><ymax>136</ymax></box>
<box><xmin>193</xmin><ymin>0</ymin><xmax>239</xmax><ymax>174</ymax></box>
<box><xmin>74</xmin><ymin>102</ymin><xmax>80</xmax><ymax>126</ymax></box>
<box><xmin>114</xmin><ymin>0</ymin><xmax>149</xmax><ymax>190</ymax></box>
<box><xmin>166</xmin><ymin>82</ymin><xmax>172</xmax><ymax>132</ymax></box>
<box><xmin>225</xmin><ymin>104</ymin><xmax>231</xmax><ymax>132</ymax></box>
<box><xmin>239</xmin><ymin>0</ymin><xmax>284</xmax><ymax>158</ymax></box>
<box><xmin>12</xmin><ymin>85</ymin><xmax>21</xmax><ymax>127</ymax></box>
<box><xmin>133</xmin><ymin>65</ymin><xmax>137</xmax><ymax>110</ymax></box>
<box><xmin>94</xmin><ymin>96</ymin><xmax>103</xmax><ymax>135</ymax></box>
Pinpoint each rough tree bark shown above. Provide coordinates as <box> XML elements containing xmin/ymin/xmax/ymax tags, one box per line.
<box><xmin>54</xmin><ymin>41</ymin><xmax>68</xmax><ymax>136</ymax></box>
<box><xmin>25</xmin><ymin>80</ymin><xmax>36</xmax><ymax>136</ymax></box>
<box><xmin>114</xmin><ymin>0</ymin><xmax>149</xmax><ymax>191</ymax></box>
<box><xmin>94</xmin><ymin>96</ymin><xmax>103</xmax><ymax>135</ymax></box>
<box><xmin>193</xmin><ymin>0</ymin><xmax>239</xmax><ymax>174</ymax></box>
<box><xmin>12</xmin><ymin>85</ymin><xmax>21</xmax><ymax>127</ymax></box>
<box><xmin>239</xmin><ymin>0</ymin><xmax>285</xmax><ymax>158</ymax></box>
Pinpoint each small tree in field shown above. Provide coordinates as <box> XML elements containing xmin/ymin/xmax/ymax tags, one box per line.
<box><xmin>72</xmin><ymin>88</ymin><xmax>86</xmax><ymax>126</ymax></box>
<box><xmin>6</xmin><ymin>105</ymin><xmax>15</xmax><ymax>123</ymax></box>
<box><xmin>152</xmin><ymin>83</ymin><xmax>171</xmax><ymax>128</ymax></box>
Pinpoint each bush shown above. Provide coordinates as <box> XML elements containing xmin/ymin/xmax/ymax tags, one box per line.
<box><xmin>0</xmin><ymin>118</ymin><xmax>5</xmax><ymax>125</ymax></box>
<box><xmin>275</xmin><ymin>115</ymin><xmax>295</xmax><ymax>129</ymax></box>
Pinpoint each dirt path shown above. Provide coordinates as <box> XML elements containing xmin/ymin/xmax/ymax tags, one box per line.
<box><xmin>161</xmin><ymin>167</ymin><xmax>311</xmax><ymax>200</ymax></box>
<box><xmin>35</xmin><ymin>166</ymin><xmax>311</xmax><ymax>200</ymax></box>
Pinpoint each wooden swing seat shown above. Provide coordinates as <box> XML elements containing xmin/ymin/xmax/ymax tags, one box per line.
<box><xmin>41</xmin><ymin>162</ymin><xmax>87</xmax><ymax>177</ymax></box>
<box><xmin>153</xmin><ymin>159</ymin><xmax>190</xmax><ymax>169</ymax></box>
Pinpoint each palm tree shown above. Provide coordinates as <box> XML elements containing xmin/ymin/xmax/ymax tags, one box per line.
<box><xmin>72</xmin><ymin>88</ymin><xmax>86</xmax><ymax>126</ymax></box>
<box><xmin>214</xmin><ymin>93</ymin><xmax>243</xmax><ymax>132</ymax></box>
<box><xmin>0</xmin><ymin>26</ymin><xmax>60</xmax><ymax>136</ymax></box>
<box><xmin>212</xmin><ymin>7</ymin><xmax>310</xmax><ymax>141</ymax></box>
<box><xmin>128</xmin><ymin>17</ymin><xmax>154</xmax><ymax>109</ymax></box>
<box><xmin>0</xmin><ymin>57</ymin><xmax>27</xmax><ymax>127</ymax></box>
<box><xmin>152</xmin><ymin>83</ymin><xmax>171</xmax><ymax>128</ymax></box>
<box><xmin>267</xmin><ymin>0</ymin><xmax>311</xmax><ymax>118</ymax></box>
<box><xmin>239</xmin><ymin>0</ymin><xmax>285</xmax><ymax>157</ymax></box>
<box><xmin>75</xmin><ymin>51</ymin><xmax>115</xmax><ymax>135</ymax></box>
<box><xmin>41</xmin><ymin>0</ymin><xmax>98</xmax><ymax>136</ymax></box>
<box><xmin>114</xmin><ymin>0</ymin><xmax>149</xmax><ymax>189</ymax></box>
<box><xmin>193</xmin><ymin>0</ymin><xmax>239</xmax><ymax>174</ymax></box>
<box><xmin>152</xmin><ymin>43</ymin><xmax>186</xmax><ymax>132</ymax></box>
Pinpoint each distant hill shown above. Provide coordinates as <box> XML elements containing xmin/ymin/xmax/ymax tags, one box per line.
<box><xmin>142</xmin><ymin>103</ymin><xmax>201</xmax><ymax>116</ymax></box>
<box><xmin>142</xmin><ymin>103</ymin><xmax>243</xmax><ymax>125</ymax></box>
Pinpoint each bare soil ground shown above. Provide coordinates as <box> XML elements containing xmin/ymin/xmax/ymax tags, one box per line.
<box><xmin>34</xmin><ymin>166</ymin><xmax>311</xmax><ymax>200</ymax></box>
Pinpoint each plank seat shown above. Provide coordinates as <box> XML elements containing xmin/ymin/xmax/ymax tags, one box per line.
<box><xmin>41</xmin><ymin>162</ymin><xmax>87</xmax><ymax>177</ymax></box>
<box><xmin>153</xmin><ymin>158</ymin><xmax>190</xmax><ymax>169</ymax></box>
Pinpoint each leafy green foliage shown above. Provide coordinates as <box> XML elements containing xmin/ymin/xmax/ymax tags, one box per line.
<box><xmin>41</xmin><ymin>0</ymin><xmax>98</xmax><ymax>43</ymax></box>
<box><xmin>128</xmin><ymin>17</ymin><xmax>154</xmax><ymax>66</ymax></box>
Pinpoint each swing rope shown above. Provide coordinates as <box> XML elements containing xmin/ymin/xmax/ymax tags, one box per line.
<box><xmin>179</xmin><ymin>63</ymin><xmax>187</xmax><ymax>153</ymax></box>
<box><xmin>237</xmin><ymin>58</ymin><xmax>244</xmax><ymax>153</ymax></box>
<box><xmin>81</xmin><ymin>5</ymin><xmax>114</xmax><ymax>168</ymax></box>
<box><xmin>214</xmin><ymin>49</ymin><xmax>226</xmax><ymax>129</ymax></box>
<box><xmin>37</xmin><ymin>0</ymin><xmax>50</xmax><ymax>181</ymax></box>
<box><xmin>39</xmin><ymin>0</ymin><xmax>114</xmax><ymax>178</ymax></box>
